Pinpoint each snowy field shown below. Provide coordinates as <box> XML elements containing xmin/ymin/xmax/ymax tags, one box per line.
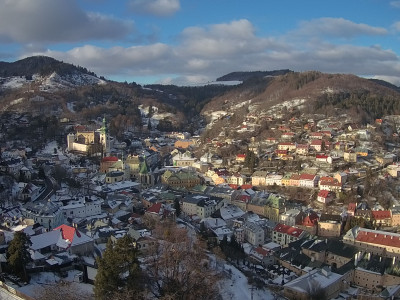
<box><xmin>17</xmin><ymin>270</ymin><xmax>94</xmax><ymax>298</ymax></box>
<box><xmin>219</xmin><ymin>263</ymin><xmax>282</xmax><ymax>300</ymax></box>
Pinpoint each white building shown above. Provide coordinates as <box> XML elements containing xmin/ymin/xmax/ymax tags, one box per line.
<box><xmin>59</xmin><ymin>196</ymin><xmax>102</xmax><ymax>220</ymax></box>
<box><xmin>243</xmin><ymin>221</ymin><xmax>265</xmax><ymax>246</ymax></box>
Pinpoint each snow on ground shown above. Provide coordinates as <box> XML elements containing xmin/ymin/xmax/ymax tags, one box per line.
<box><xmin>67</xmin><ymin>102</ymin><xmax>75</xmax><ymax>113</ymax></box>
<box><xmin>267</xmin><ymin>98</ymin><xmax>307</xmax><ymax>113</ymax></box>
<box><xmin>17</xmin><ymin>270</ymin><xmax>94</xmax><ymax>298</ymax></box>
<box><xmin>0</xmin><ymin>76</ymin><xmax>28</xmax><ymax>89</ymax></box>
<box><xmin>219</xmin><ymin>264</ymin><xmax>279</xmax><ymax>300</ymax></box>
<box><xmin>9</xmin><ymin>98</ymin><xmax>25</xmax><ymax>106</ymax></box>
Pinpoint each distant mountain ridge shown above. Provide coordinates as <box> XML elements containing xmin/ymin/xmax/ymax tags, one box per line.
<box><xmin>216</xmin><ymin>70</ymin><xmax>292</xmax><ymax>82</ymax></box>
<box><xmin>0</xmin><ymin>56</ymin><xmax>98</xmax><ymax>78</ymax></box>
<box><xmin>1</xmin><ymin>55</ymin><xmax>400</xmax><ymax>139</ymax></box>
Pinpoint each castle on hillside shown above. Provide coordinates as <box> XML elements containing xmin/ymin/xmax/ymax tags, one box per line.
<box><xmin>67</xmin><ymin>117</ymin><xmax>113</xmax><ymax>156</ymax></box>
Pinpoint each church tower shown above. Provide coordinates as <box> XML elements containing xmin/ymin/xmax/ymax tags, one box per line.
<box><xmin>100</xmin><ymin>116</ymin><xmax>111</xmax><ymax>157</ymax></box>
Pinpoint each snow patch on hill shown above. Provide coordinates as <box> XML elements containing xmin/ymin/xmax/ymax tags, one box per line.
<box><xmin>0</xmin><ymin>76</ymin><xmax>29</xmax><ymax>90</ymax></box>
<box><xmin>0</xmin><ymin>72</ymin><xmax>105</xmax><ymax>92</ymax></box>
<box><xmin>10</xmin><ymin>97</ymin><xmax>25</xmax><ymax>106</ymax></box>
<box><xmin>39</xmin><ymin>72</ymin><xmax>106</xmax><ymax>91</ymax></box>
<box><xmin>267</xmin><ymin>98</ymin><xmax>307</xmax><ymax>114</ymax></box>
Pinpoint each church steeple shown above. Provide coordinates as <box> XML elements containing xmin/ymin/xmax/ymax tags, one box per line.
<box><xmin>100</xmin><ymin>116</ymin><xmax>108</xmax><ymax>135</ymax></box>
<box><xmin>100</xmin><ymin>116</ymin><xmax>110</xmax><ymax>157</ymax></box>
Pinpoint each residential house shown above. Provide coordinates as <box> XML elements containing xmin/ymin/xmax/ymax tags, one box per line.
<box><xmin>392</xmin><ymin>206</ymin><xmax>400</xmax><ymax>226</ymax></box>
<box><xmin>30</xmin><ymin>224</ymin><xmax>94</xmax><ymax>256</ymax></box>
<box><xmin>289</xmin><ymin>174</ymin><xmax>301</xmax><ymax>187</ymax></box>
<box><xmin>317</xmin><ymin>190</ymin><xmax>334</xmax><ymax>204</ymax></box>
<box><xmin>278</xmin><ymin>142</ymin><xmax>296</xmax><ymax>152</ymax></box>
<box><xmin>280</xmin><ymin>209</ymin><xmax>303</xmax><ymax>226</ymax></box>
<box><xmin>236</xmin><ymin>154</ymin><xmax>246</xmax><ymax>162</ymax></box>
<box><xmin>319</xmin><ymin>177</ymin><xmax>342</xmax><ymax>192</ymax></box>
<box><xmin>247</xmin><ymin>193</ymin><xmax>269</xmax><ymax>216</ymax></box>
<box><xmin>100</xmin><ymin>156</ymin><xmax>120</xmax><ymax>173</ymax></box>
<box><xmin>174</xmin><ymin>139</ymin><xmax>194</xmax><ymax>149</ymax></box>
<box><xmin>316</xmin><ymin>154</ymin><xmax>331</xmax><ymax>164</ymax></box>
<box><xmin>318</xmin><ymin>214</ymin><xmax>342</xmax><ymax>237</ymax></box>
<box><xmin>281</xmin><ymin>132</ymin><xmax>294</xmax><ymax>140</ymax></box>
<box><xmin>272</xmin><ymin>223</ymin><xmax>307</xmax><ymax>247</ymax></box>
<box><xmin>251</xmin><ymin>171</ymin><xmax>268</xmax><ymax>186</ymax></box>
<box><xmin>145</xmin><ymin>202</ymin><xmax>175</xmax><ymax>221</ymax></box>
<box><xmin>372</xmin><ymin>210</ymin><xmax>392</xmax><ymax>227</ymax></box>
<box><xmin>387</xmin><ymin>163</ymin><xmax>400</xmax><ymax>178</ymax></box>
<box><xmin>243</xmin><ymin>221</ymin><xmax>265</xmax><ymax>246</ymax></box>
<box><xmin>264</xmin><ymin>194</ymin><xmax>285</xmax><ymax>222</ymax></box>
<box><xmin>347</xmin><ymin>203</ymin><xmax>357</xmax><ymax>217</ymax></box>
<box><xmin>299</xmin><ymin>173</ymin><xmax>319</xmax><ymax>188</ymax></box>
<box><xmin>22</xmin><ymin>201</ymin><xmax>64</xmax><ymax>230</ymax></box>
<box><xmin>344</xmin><ymin>151</ymin><xmax>358</xmax><ymax>162</ymax></box>
<box><xmin>309</xmin><ymin>132</ymin><xmax>324</xmax><ymax>140</ymax></box>
<box><xmin>296</xmin><ymin>211</ymin><xmax>319</xmax><ymax>235</ymax></box>
<box><xmin>283</xmin><ymin>268</ymin><xmax>345</xmax><ymax>300</ymax></box>
<box><xmin>172</xmin><ymin>151</ymin><xmax>197</xmax><ymax>167</ymax></box>
<box><xmin>295</xmin><ymin>144</ymin><xmax>309</xmax><ymax>155</ymax></box>
<box><xmin>249</xmin><ymin>246</ymin><xmax>276</xmax><ymax>267</ymax></box>
<box><xmin>265</xmin><ymin>174</ymin><xmax>283</xmax><ymax>186</ymax></box>
<box><xmin>226</xmin><ymin>173</ymin><xmax>246</xmax><ymax>186</ymax></box>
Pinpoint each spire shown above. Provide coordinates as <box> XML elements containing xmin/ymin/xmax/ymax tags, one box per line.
<box><xmin>100</xmin><ymin>115</ymin><xmax>108</xmax><ymax>135</ymax></box>
<box><xmin>139</xmin><ymin>156</ymin><xmax>149</xmax><ymax>174</ymax></box>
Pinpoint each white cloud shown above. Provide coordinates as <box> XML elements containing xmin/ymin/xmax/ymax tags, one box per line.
<box><xmin>179</xmin><ymin>19</ymin><xmax>285</xmax><ymax>58</ymax></box>
<box><xmin>390</xmin><ymin>1</ymin><xmax>400</xmax><ymax>8</ymax></box>
<box><xmin>20</xmin><ymin>18</ymin><xmax>400</xmax><ymax>86</ymax></box>
<box><xmin>128</xmin><ymin>0</ymin><xmax>180</xmax><ymax>17</ymax></box>
<box><xmin>0</xmin><ymin>0</ymin><xmax>133</xmax><ymax>44</ymax></box>
<box><xmin>296</xmin><ymin>17</ymin><xmax>387</xmax><ymax>38</ymax></box>
<box><xmin>392</xmin><ymin>21</ymin><xmax>400</xmax><ymax>32</ymax></box>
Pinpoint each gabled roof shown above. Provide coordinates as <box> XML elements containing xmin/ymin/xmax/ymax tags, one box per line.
<box><xmin>273</xmin><ymin>223</ymin><xmax>304</xmax><ymax>237</ymax></box>
<box><xmin>300</xmin><ymin>173</ymin><xmax>315</xmax><ymax>181</ymax></box>
<box><xmin>371</xmin><ymin>210</ymin><xmax>391</xmax><ymax>219</ymax></box>
<box><xmin>318</xmin><ymin>190</ymin><xmax>331</xmax><ymax>198</ymax></box>
<box><xmin>102</xmin><ymin>156</ymin><xmax>119</xmax><ymax>162</ymax></box>
<box><xmin>147</xmin><ymin>202</ymin><xmax>163</xmax><ymax>214</ymax></box>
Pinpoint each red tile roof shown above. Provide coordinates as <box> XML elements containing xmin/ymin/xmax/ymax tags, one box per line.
<box><xmin>300</xmin><ymin>173</ymin><xmax>315</xmax><ymax>181</ymax></box>
<box><xmin>54</xmin><ymin>224</ymin><xmax>80</xmax><ymax>242</ymax></box>
<box><xmin>147</xmin><ymin>202</ymin><xmax>162</xmax><ymax>214</ymax></box>
<box><xmin>348</xmin><ymin>203</ymin><xmax>357</xmax><ymax>211</ymax></box>
<box><xmin>273</xmin><ymin>223</ymin><xmax>304</xmax><ymax>237</ymax></box>
<box><xmin>356</xmin><ymin>230</ymin><xmax>400</xmax><ymax>248</ymax></box>
<box><xmin>300</xmin><ymin>213</ymin><xmax>319</xmax><ymax>226</ymax></box>
<box><xmin>102</xmin><ymin>156</ymin><xmax>119</xmax><ymax>162</ymax></box>
<box><xmin>318</xmin><ymin>190</ymin><xmax>330</xmax><ymax>198</ymax></box>
<box><xmin>371</xmin><ymin>210</ymin><xmax>391</xmax><ymax>220</ymax></box>
<box><xmin>254</xmin><ymin>246</ymin><xmax>269</xmax><ymax>257</ymax></box>
<box><xmin>241</xmin><ymin>184</ymin><xmax>253</xmax><ymax>190</ymax></box>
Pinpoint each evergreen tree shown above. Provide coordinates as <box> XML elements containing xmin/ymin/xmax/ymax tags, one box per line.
<box><xmin>94</xmin><ymin>235</ymin><xmax>143</xmax><ymax>300</ymax></box>
<box><xmin>174</xmin><ymin>198</ymin><xmax>181</xmax><ymax>217</ymax></box>
<box><xmin>38</xmin><ymin>167</ymin><xmax>46</xmax><ymax>179</ymax></box>
<box><xmin>7</xmin><ymin>231</ymin><xmax>32</xmax><ymax>282</ymax></box>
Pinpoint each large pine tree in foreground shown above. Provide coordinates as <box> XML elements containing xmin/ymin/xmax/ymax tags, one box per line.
<box><xmin>94</xmin><ymin>235</ymin><xmax>143</xmax><ymax>300</ymax></box>
<box><xmin>7</xmin><ymin>231</ymin><xmax>32</xmax><ymax>282</ymax></box>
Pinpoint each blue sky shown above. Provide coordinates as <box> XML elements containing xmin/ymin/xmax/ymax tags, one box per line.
<box><xmin>0</xmin><ymin>0</ymin><xmax>400</xmax><ymax>86</ymax></box>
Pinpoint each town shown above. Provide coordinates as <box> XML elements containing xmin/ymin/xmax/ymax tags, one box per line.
<box><xmin>2</xmin><ymin>101</ymin><xmax>400</xmax><ymax>300</ymax></box>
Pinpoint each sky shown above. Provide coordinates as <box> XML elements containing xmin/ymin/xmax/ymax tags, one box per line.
<box><xmin>0</xmin><ymin>0</ymin><xmax>400</xmax><ymax>86</ymax></box>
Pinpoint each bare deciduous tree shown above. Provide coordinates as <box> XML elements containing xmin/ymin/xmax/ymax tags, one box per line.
<box><xmin>144</xmin><ymin>221</ymin><xmax>221</xmax><ymax>300</ymax></box>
